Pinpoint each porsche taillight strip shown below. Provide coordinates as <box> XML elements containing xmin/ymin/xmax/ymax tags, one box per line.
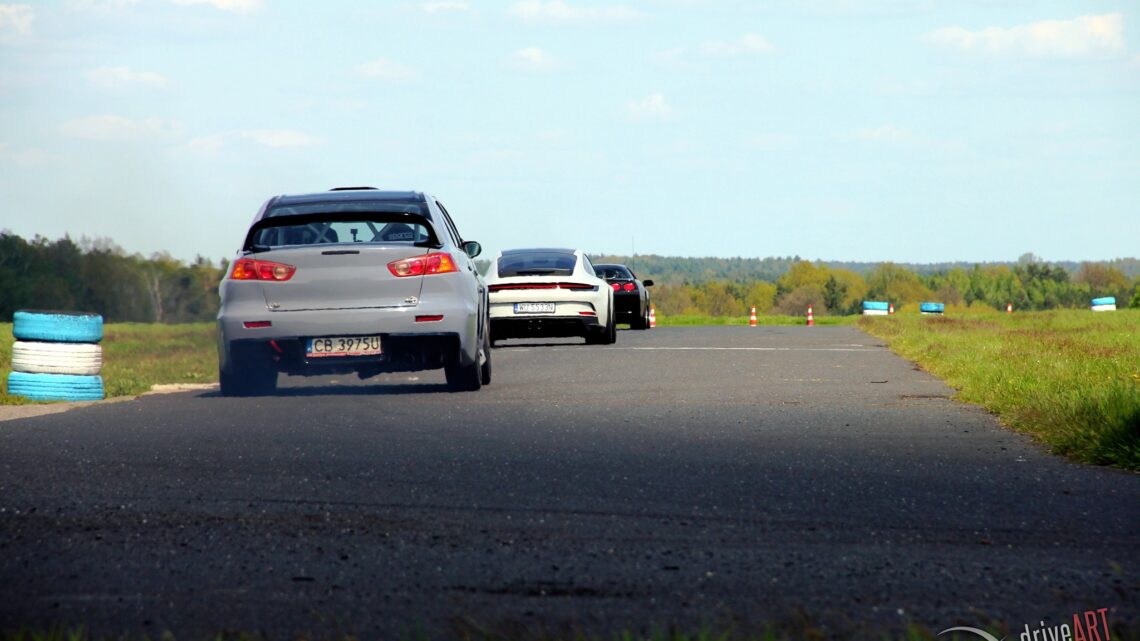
<box><xmin>489</xmin><ymin>283</ymin><xmax>598</xmax><ymax>293</ymax></box>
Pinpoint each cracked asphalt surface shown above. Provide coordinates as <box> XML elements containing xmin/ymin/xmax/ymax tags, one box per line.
<box><xmin>1</xmin><ymin>326</ymin><xmax>1137</xmax><ymax>639</ymax></box>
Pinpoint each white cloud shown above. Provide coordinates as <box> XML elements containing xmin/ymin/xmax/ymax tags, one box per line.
<box><xmin>0</xmin><ymin>143</ymin><xmax>53</xmax><ymax>168</ymax></box>
<box><xmin>171</xmin><ymin>0</ymin><xmax>262</xmax><ymax>14</ymax></box>
<box><xmin>849</xmin><ymin>124</ymin><xmax>966</xmax><ymax>154</ymax></box>
<box><xmin>239</xmin><ymin>129</ymin><xmax>321</xmax><ymax>148</ymax></box>
<box><xmin>657</xmin><ymin>34</ymin><xmax>775</xmax><ymax>69</ymax></box>
<box><xmin>0</xmin><ymin>4</ymin><xmax>34</xmax><ymax>40</ymax></box>
<box><xmin>747</xmin><ymin>133</ymin><xmax>797</xmax><ymax>150</ymax></box>
<box><xmin>507</xmin><ymin>0</ymin><xmax>641</xmax><ymax>24</ymax></box>
<box><xmin>185</xmin><ymin>134</ymin><xmax>226</xmax><ymax>154</ymax></box>
<box><xmin>852</xmin><ymin>124</ymin><xmax>915</xmax><ymax>143</ymax></box>
<box><xmin>59</xmin><ymin>115</ymin><xmax>183</xmax><ymax>142</ymax></box>
<box><xmin>422</xmin><ymin>1</ymin><xmax>467</xmax><ymax>13</ymax></box>
<box><xmin>627</xmin><ymin>93</ymin><xmax>674</xmax><ymax>121</ymax></box>
<box><xmin>926</xmin><ymin>13</ymin><xmax>1125</xmax><ymax>59</ymax></box>
<box><xmin>355</xmin><ymin>58</ymin><xmax>416</xmax><ymax>81</ymax></box>
<box><xmin>511</xmin><ymin>47</ymin><xmax>556</xmax><ymax>72</ymax></box>
<box><xmin>698</xmin><ymin>34</ymin><xmax>775</xmax><ymax>57</ymax></box>
<box><xmin>86</xmin><ymin>66</ymin><xmax>168</xmax><ymax>89</ymax></box>
<box><xmin>69</xmin><ymin>0</ymin><xmax>142</xmax><ymax>9</ymax></box>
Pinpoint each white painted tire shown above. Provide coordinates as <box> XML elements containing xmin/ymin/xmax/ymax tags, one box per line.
<box><xmin>11</xmin><ymin>341</ymin><xmax>103</xmax><ymax>376</ymax></box>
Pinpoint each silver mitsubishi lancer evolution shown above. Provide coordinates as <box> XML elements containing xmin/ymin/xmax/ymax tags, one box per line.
<box><xmin>216</xmin><ymin>188</ymin><xmax>491</xmax><ymax>395</ymax></box>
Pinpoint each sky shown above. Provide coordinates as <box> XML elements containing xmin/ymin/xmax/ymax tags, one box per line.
<box><xmin>0</xmin><ymin>0</ymin><xmax>1137</xmax><ymax>265</ymax></box>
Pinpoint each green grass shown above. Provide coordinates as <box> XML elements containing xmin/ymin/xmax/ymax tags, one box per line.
<box><xmin>654</xmin><ymin>314</ymin><xmax>857</xmax><ymax>327</ymax></box>
<box><xmin>0</xmin><ymin>322</ymin><xmax>217</xmax><ymax>404</ymax></box>
<box><xmin>860</xmin><ymin>309</ymin><xmax>1140</xmax><ymax>471</ymax></box>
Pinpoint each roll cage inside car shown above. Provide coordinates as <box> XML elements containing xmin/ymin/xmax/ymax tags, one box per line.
<box><xmin>242</xmin><ymin>212</ymin><xmax>443</xmax><ymax>253</ymax></box>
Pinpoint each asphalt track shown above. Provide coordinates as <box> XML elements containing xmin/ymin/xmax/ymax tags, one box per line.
<box><xmin>1</xmin><ymin>326</ymin><xmax>1137</xmax><ymax>639</ymax></box>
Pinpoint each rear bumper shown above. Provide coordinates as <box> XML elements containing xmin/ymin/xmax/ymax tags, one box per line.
<box><xmin>218</xmin><ymin>301</ymin><xmax>480</xmax><ymax>374</ymax></box>
<box><xmin>490</xmin><ymin>316</ymin><xmax>600</xmax><ymax>340</ymax></box>
<box><xmin>223</xmin><ymin>333</ymin><xmax>462</xmax><ymax>376</ymax></box>
<box><xmin>613</xmin><ymin>294</ymin><xmax>643</xmax><ymax>319</ymax></box>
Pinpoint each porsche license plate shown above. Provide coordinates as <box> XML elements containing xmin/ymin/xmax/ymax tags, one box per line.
<box><xmin>514</xmin><ymin>302</ymin><xmax>555</xmax><ymax>314</ymax></box>
<box><xmin>306</xmin><ymin>335</ymin><xmax>383</xmax><ymax>358</ymax></box>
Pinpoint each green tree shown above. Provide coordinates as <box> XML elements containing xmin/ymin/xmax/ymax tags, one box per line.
<box><xmin>866</xmin><ymin>263</ymin><xmax>931</xmax><ymax>306</ymax></box>
<box><xmin>822</xmin><ymin>276</ymin><xmax>846</xmax><ymax>313</ymax></box>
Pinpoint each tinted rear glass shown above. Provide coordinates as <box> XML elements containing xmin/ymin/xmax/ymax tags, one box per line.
<box><xmin>251</xmin><ymin>201</ymin><xmax>434</xmax><ymax>248</ymax></box>
<box><xmin>595</xmin><ymin>265</ymin><xmax>632</xmax><ymax>280</ymax></box>
<box><xmin>265</xmin><ymin>200</ymin><xmax>428</xmax><ymax>219</ymax></box>
<box><xmin>249</xmin><ymin>219</ymin><xmax>432</xmax><ymax>248</ymax></box>
<box><xmin>497</xmin><ymin>252</ymin><xmax>577</xmax><ymax>277</ymax></box>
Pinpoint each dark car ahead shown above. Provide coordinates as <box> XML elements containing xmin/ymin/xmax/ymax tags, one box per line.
<box><xmin>592</xmin><ymin>263</ymin><xmax>654</xmax><ymax>329</ymax></box>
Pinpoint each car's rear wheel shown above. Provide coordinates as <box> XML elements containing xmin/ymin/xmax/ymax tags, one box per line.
<box><xmin>587</xmin><ymin>307</ymin><xmax>617</xmax><ymax>345</ymax></box>
<box><xmin>219</xmin><ymin>355</ymin><xmax>277</xmax><ymax>397</ymax></box>
<box><xmin>446</xmin><ymin>331</ymin><xmax>484</xmax><ymax>392</ymax></box>
<box><xmin>630</xmin><ymin>305</ymin><xmax>648</xmax><ymax>330</ymax></box>
<box><xmin>479</xmin><ymin>323</ymin><xmax>492</xmax><ymax>385</ymax></box>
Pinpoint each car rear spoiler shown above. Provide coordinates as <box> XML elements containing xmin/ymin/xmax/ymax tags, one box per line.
<box><xmin>242</xmin><ymin>212</ymin><xmax>443</xmax><ymax>253</ymax></box>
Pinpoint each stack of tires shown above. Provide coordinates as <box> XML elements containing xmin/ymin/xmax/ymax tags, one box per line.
<box><xmin>862</xmin><ymin>301</ymin><xmax>890</xmax><ymax>316</ymax></box>
<box><xmin>1090</xmin><ymin>297</ymin><xmax>1117</xmax><ymax>312</ymax></box>
<box><xmin>6</xmin><ymin>310</ymin><xmax>105</xmax><ymax>401</ymax></box>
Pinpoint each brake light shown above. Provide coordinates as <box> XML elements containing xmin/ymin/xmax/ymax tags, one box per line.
<box><xmin>243</xmin><ymin>321</ymin><xmax>272</xmax><ymax>329</ymax></box>
<box><xmin>622</xmin><ymin>282</ymin><xmax>636</xmax><ymax>292</ymax></box>
<box><xmin>388</xmin><ymin>253</ymin><xmax>458</xmax><ymax>277</ymax></box>
<box><xmin>231</xmin><ymin>258</ymin><xmax>296</xmax><ymax>281</ymax></box>
<box><xmin>415</xmin><ymin>315</ymin><xmax>444</xmax><ymax>323</ymax></box>
<box><xmin>489</xmin><ymin>282</ymin><xmax>597</xmax><ymax>292</ymax></box>
<box><xmin>610</xmin><ymin>283</ymin><xmax>621</xmax><ymax>291</ymax></box>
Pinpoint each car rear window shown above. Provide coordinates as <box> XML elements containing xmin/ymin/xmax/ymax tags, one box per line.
<box><xmin>595</xmin><ymin>265</ymin><xmax>632</xmax><ymax>280</ymax></box>
<box><xmin>249</xmin><ymin>219</ymin><xmax>432</xmax><ymax>248</ymax></box>
<box><xmin>497</xmin><ymin>251</ymin><xmax>577</xmax><ymax>277</ymax></box>
<box><xmin>248</xmin><ymin>201</ymin><xmax>437</xmax><ymax>249</ymax></box>
<box><xmin>265</xmin><ymin>200</ymin><xmax>428</xmax><ymax>219</ymax></box>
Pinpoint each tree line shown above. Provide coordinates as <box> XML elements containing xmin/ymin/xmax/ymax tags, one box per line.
<box><xmin>597</xmin><ymin>253</ymin><xmax>1140</xmax><ymax>317</ymax></box>
<box><xmin>1</xmin><ymin>232</ymin><xmax>1137</xmax><ymax>323</ymax></box>
<box><xmin>0</xmin><ymin>233</ymin><xmax>226</xmax><ymax>323</ymax></box>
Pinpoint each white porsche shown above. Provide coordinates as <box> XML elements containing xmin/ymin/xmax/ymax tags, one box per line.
<box><xmin>486</xmin><ymin>248</ymin><xmax>616</xmax><ymax>345</ymax></box>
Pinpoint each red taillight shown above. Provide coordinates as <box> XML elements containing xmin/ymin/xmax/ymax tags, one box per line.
<box><xmin>579</xmin><ymin>311</ymin><xmax>597</xmax><ymax>316</ymax></box>
<box><xmin>388</xmin><ymin>253</ymin><xmax>458</xmax><ymax>277</ymax></box>
<box><xmin>231</xmin><ymin>258</ymin><xmax>296</xmax><ymax>281</ymax></box>
<box><xmin>610</xmin><ymin>283</ymin><xmax>621</xmax><ymax>291</ymax></box>
<box><xmin>489</xmin><ymin>282</ymin><xmax>598</xmax><ymax>293</ymax></box>
<box><xmin>622</xmin><ymin>282</ymin><xmax>636</xmax><ymax>292</ymax></box>
<box><xmin>243</xmin><ymin>320</ymin><xmax>272</xmax><ymax>329</ymax></box>
<box><xmin>490</xmin><ymin>283</ymin><xmax>558</xmax><ymax>292</ymax></box>
<box><xmin>415</xmin><ymin>315</ymin><xmax>444</xmax><ymax>323</ymax></box>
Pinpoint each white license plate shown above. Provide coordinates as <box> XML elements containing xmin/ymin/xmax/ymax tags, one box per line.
<box><xmin>514</xmin><ymin>302</ymin><xmax>556</xmax><ymax>314</ymax></box>
<box><xmin>306</xmin><ymin>335</ymin><xmax>383</xmax><ymax>358</ymax></box>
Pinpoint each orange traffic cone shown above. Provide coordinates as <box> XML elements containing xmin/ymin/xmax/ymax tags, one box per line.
<box><xmin>749</xmin><ymin>306</ymin><xmax>758</xmax><ymax>327</ymax></box>
<box><xmin>1006</xmin><ymin>302</ymin><xmax>1013</xmax><ymax>314</ymax></box>
<box><xmin>648</xmin><ymin>305</ymin><xmax>657</xmax><ymax>328</ymax></box>
<box><xmin>807</xmin><ymin>305</ymin><xmax>814</xmax><ymax>326</ymax></box>
<box><xmin>888</xmin><ymin>303</ymin><xmax>895</xmax><ymax>315</ymax></box>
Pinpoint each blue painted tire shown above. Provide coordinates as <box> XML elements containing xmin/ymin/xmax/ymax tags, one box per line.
<box><xmin>6</xmin><ymin>371</ymin><xmax>105</xmax><ymax>402</ymax></box>
<box><xmin>920</xmin><ymin>302</ymin><xmax>945</xmax><ymax>313</ymax></box>
<box><xmin>13</xmin><ymin>310</ymin><xmax>103</xmax><ymax>344</ymax></box>
<box><xmin>862</xmin><ymin>301</ymin><xmax>889</xmax><ymax>311</ymax></box>
<box><xmin>1090</xmin><ymin>297</ymin><xmax>1116</xmax><ymax>307</ymax></box>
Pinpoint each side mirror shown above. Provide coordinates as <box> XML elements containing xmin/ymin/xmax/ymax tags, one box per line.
<box><xmin>463</xmin><ymin>241</ymin><xmax>482</xmax><ymax>258</ymax></box>
<box><xmin>643</xmin><ymin>279</ymin><xmax>654</xmax><ymax>287</ymax></box>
